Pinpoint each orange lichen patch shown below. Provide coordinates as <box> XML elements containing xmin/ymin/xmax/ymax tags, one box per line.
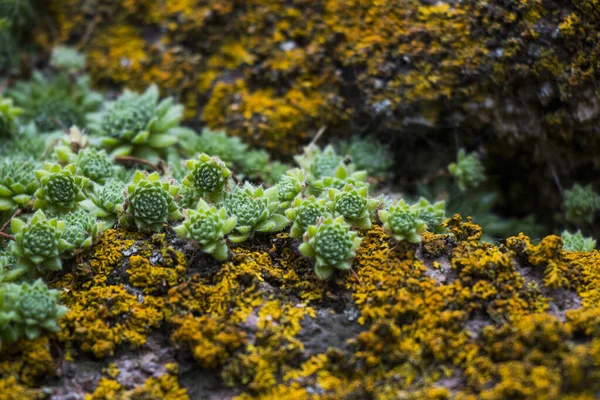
<box><xmin>85</xmin><ymin>229</ymin><xmax>139</xmax><ymax>286</ymax></box>
<box><xmin>223</xmin><ymin>300</ymin><xmax>315</xmax><ymax>393</ymax></box>
<box><xmin>58</xmin><ymin>285</ymin><xmax>164</xmax><ymax>358</ymax></box>
<box><xmin>0</xmin><ymin>376</ymin><xmax>40</xmax><ymax>400</ymax></box>
<box><xmin>202</xmin><ymin>79</ymin><xmax>343</xmax><ymax>154</ymax></box>
<box><xmin>0</xmin><ymin>337</ymin><xmax>55</xmax><ymax>387</ymax></box>
<box><xmin>84</xmin><ymin>377</ymin><xmax>122</xmax><ymax>400</ymax></box>
<box><xmin>87</xmin><ymin>25</ymin><xmax>149</xmax><ymax>85</ymax></box>
<box><xmin>564</xmin><ymin>250</ymin><xmax>600</xmax><ymax>308</ymax></box>
<box><xmin>506</xmin><ymin>233</ymin><xmax>600</xmax><ymax>303</ymax></box>
<box><xmin>170</xmin><ymin>314</ymin><xmax>246</xmax><ymax>369</ymax></box>
<box><xmin>421</xmin><ymin>231</ymin><xmax>452</xmax><ymax>258</ymax></box>
<box><xmin>127</xmin><ymin>254</ymin><xmax>187</xmax><ymax>294</ymax></box>
<box><xmin>167</xmin><ymin>254</ymin><xmax>263</xmax><ymax>324</ymax></box>
<box><xmin>84</xmin><ymin>364</ymin><xmax>189</xmax><ymax>400</ymax></box>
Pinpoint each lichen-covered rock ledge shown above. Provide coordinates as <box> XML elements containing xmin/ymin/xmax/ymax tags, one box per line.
<box><xmin>0</xmin><ymin>215</ymin><xmax>599</xmax><ymax>399</ymax></box>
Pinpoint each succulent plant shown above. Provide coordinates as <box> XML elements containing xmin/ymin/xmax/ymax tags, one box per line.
<box><xmin>81</xmin><ymin>179</ymin><xmax>125</xmax><ymax>228</ymax></box>
<box><xmin>298</xmin><ymin>216</ymin><xmax>362</xmax><ymax>280</ymax></box>
<box><xmin>448</xmin><ymin>149</ymin><xmax>486</xmax><ymax>191</ymax></box>
<box><xmin>338</xmin><ymin>136</ymin><xmax>393</xmax><ymax>179</ymax></box>
<box><xmin>306</xmin><ymin>163</ymin><xmax>368</xmax><ymax>197</ymax></box>
<box><xmin>50</xmin><ymin>46</ymin><xmax>86</xmax><ymax>72</ymax></box>
<box><xmin>327</xmin><ymin>185</ymin><xmax>379</xmax><ymax>229</ymax></box>
<box><xmin>561</xmin><ymin>230</ymin><xmax>596</xmax><ymax>252</ymax></box>
<box><xmin>224</xmin><ymin>183</ymin><xmax>289</xmax><ymax>242</ymax></box>
<box><xmin>0</xmin><ymin>279</ymin><xmax>68</xmax><ymax>346</ymax></box>
<box><xmin>295</xmin><ymin>145</ymin><xmax>344</xmax><ymax>180</ymax></box>
<box><xmin>8</xmin><ymin>71</ymin><xmax>103</xmax><ymax>133</ymax></box>
<box><xmin>414</xmin><ymin>197</ymin><xmax>446</xmax><ymax>233</ymax></box>
<box><xmin>275</xmin><ymin>169</ymin><xmax>305</xmax><ymax>209</ymax></box>
<box><xmin>0</xmin><ymin>95</ymin><xmax>22</xmax><ymax>139</ymax></box>
<box><xmin>174</xmin><ymin>199</ymin><xmax>237</xmax><ymax>261</ymax></box>
<box><xmin>564</xmin><ymin>184</ymin><xmax>600</xmax><ymax>224</ymax></box>
<box><xmin>58</xmin><ymin>207</ymin><xmax>104</xmax><ymax>254</ymax></box>
<box><xmin>34</xmin><ymin>163</ymin><xmax>89</xmax><ymax>212</ymax></box>
<box><xmin>9</xmin><ymin>210</ymin><xmax>67</xmax><ymax>272</ymax></box>
<box><xmin>75</xmin><ymin>148</ymin><xmax>114</xmax><ymax>184</ymax></box>
<box><xmin>285</xmin><ymin>196</ymin><xmax>331</xmax><ymax>239</ymax></box>
<box><xmin>125</xmin><ymin>171</ymin><xmax>182</xmax><ymax>232</ymax></box>
<box><xmin>87</xmin><ymin>85</ymin><xmax>184</xmax><ymax>162</ymax></box>
<box><xmin>0</xmin><ymin>157</ymin><xmax>37</xmax><ymax>212</ymax></box>
<box><xmin>379</xmin><ymin>199</ymin><xmax>426</xmax><ymax>243</ymax></box>
<box><xmin>182</xmin><ymin>154</ymin><xmax>231</xmax><ymax>203</ymax></box>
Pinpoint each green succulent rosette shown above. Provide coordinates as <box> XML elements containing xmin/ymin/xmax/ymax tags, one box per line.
<box><xmin>379</xmin><ymin>199</ymin><xmax>426</xmax><ymax>243</ymax></box>
<box><xmin>306</xmin><ymin>163</ymin><xmax>368</xmax><ymax>197</ymax></box>
<box><xmin>9</xmin><ymin>209</ymin><xmax>67</xmax><ymax>272</ymax></box>
<box><xmin>87</xmin><ymin>85</ymin><xmax>184</xmax><ymax>162</ymax></box>
<box><xmin>174</xmin><ymin>199</ymin><xmax>237</xmax><ymax>261</ymax></box>
<box><xmin>448</xmin><ymin>149</ymin><xmax>486</xmax><ymax>191</ymax></box>
<box><xmin>81</xmin><ymin>179</ymin><xmax>125</xmax><ymax>229</ymax></box>
<box><xmin>34</xmin><ymin>162</ymin><xmax>89</xmax><ymax>212</ymax></box>
<box><xmin>415</xmin><ymin>197</ymin><xmax>446</xmax><ymax>233</ymax></box>
<box><xmin>275</xmin><ymin>168</ymin><xmax>305</xmax><ymax>210</ymax></box>
<box><xmin>0</xmin><ymin>157</ymin><xmax>38</xmax><ymax>212</ymax></box>
<box><xmin>327</xmin><ymin>185</ymin><xmax>379</xmax><ymax>229</ymax></box>
<box><xmin>182</xmin><ymin>153</ymin><xmax>231</xmax><ymax>203</ymax></box>
<box><xmin>0</xmin><ymin>279</ymin><xmax>68</xmax><ymax>346</ymax></box>
<box><xmin>285</xmin><ymin>196</ymin><xmax>331</xmax><ymax>239</ymax></box>
<box><xmin>298</xmin><ymin>216</ymin><xmax>362</xmax><ymax>280</ymax></box>
<box><xmin>58</xmin><ymin>207</ymin><xmax>105</xmax><ymax>254</ymax></box>
<box><xmin>75</xmin><ymin>147</ymin><xmax>114</xmax><ymax>184</ymax></box>
<box><xmin>561</xmin><ymin>230</ymin><xmax>596</xmax><ymax>252</ymax></box>
<box><xmin>125</xmin><ymin>171</ymin><xmax>182</xmax><ymax>232</ymax></box>
<box><xmin>224</xmin><ymin>183</ymin><xmax>289</xmax><ymax>242</ymax></box>
<box><xmin>564</xmin><ymin>184</ymin><xmax>600</xmax><ymax>224</ymax></box>
<box><xmin>295</xmin><ymin>145</ymin><xmax>344</xmax><ymax>181</ymax></box>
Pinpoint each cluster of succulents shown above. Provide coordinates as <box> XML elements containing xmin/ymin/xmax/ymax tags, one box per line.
<box><xmin>0</xmin><ymin>42</ymin><xmax>597</xmax><ymax>355</ymax></box>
